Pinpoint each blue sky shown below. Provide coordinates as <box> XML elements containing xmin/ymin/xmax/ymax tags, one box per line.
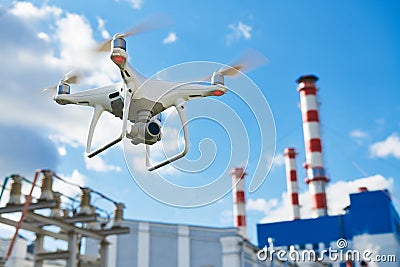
<box><xmin>0</xmin><ymin>0</ymin><xmax>399</xmax><ymax>246</ymax></box>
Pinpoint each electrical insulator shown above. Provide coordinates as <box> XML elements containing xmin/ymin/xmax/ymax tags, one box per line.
<box><xmin>78</xmin><ymin>187</ymin><xmax>92</xmax><ymax>215</ymax></box>
<box><xmin>39</xmin><ymin>170</ymin><xmax>54</xmax><ymax>201</ymax></box>
<box><xmin>50</xmin><ymin>192</ymin><xmax>62</xmax><ymax>218</ymax></box>
<box><xmin>62</xmin><ymin>209</ymin><xmax>70</xmax><ymax>218</ymax></box>
<box><xmin>113</xmin><ymin>203</ymin><xmax>125</xmax><ymax>228</ymax></box>
<box><xmin>8</xmin><ymin>174</ymin><xmax>23</xmax><ymax>206</ymax></box>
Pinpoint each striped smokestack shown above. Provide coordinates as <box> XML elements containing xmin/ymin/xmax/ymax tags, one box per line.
<box><xmin>284</xmin><ymin>148</ymin><xmax>300</xmax><ymax>220</ymax></box>
<box><xmin>230</xmin><ymin>167</ymin><xmax>247</xmax><ymax>238</ymax></box>
<box><xmin>297</xmin><ymin>75</ymin><xmax>329</xmax><ymax>218</ymax></box>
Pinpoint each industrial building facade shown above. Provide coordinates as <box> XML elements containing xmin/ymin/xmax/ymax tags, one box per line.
<box><xmin>257</xmin><ymin>189</ymin><xmax>400</xmax><ymax>267</ymax></box>
<box><xmin>87</xmin><ymin>220</ymin><xmax>274</xmax><ymax>267</ymax></box>
<box><xmin>87</xmin><ymin>188</ymin><xmax>399</xmax><ymax>267</ymax></box>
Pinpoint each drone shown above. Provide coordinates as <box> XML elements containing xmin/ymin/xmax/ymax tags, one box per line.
<box><xmin>49</xmin><ymin>18</ymin><xmax>266</xmax><ymax>171</ymax></box>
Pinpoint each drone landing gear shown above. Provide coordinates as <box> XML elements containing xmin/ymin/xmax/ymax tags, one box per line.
<box><xmin>146</xmin><ymin>99</ymin><xmax>189</xmax><ymax>171</ymax></box>
<box><xmin>86</xmin><ymin>88</ymin><xmax>133</xmax><ymax>158</ymax></box>
<box><xmin>87</xmin><ymin>104</ymin><xmax>122</xmax><ymax>158</ymax></box>
<box><xmin>87</xmin><ymin>137</ymin><xmax>122</xmax><ymax>158</ymax></box>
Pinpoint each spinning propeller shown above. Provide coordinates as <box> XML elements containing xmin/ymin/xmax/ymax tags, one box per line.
<box><xmin>42</xmin><ymin>72</ymin><xmax>81</xmax><ymax>93</ymax></box>
<box><xmin>96</xmin><ymin>14</ymin><xmax>171</xmax><ymax>52</ymax></box>
<box><xmin>205</xmin><ymin>49</ymin><xmax>268</xmax><ymax>81</ymax></box>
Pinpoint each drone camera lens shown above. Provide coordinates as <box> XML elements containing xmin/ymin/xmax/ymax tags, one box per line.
<box><xmin>147</xmin><ymin>122</ymin><xmax>160</xmax><ymax>136</ymax></box>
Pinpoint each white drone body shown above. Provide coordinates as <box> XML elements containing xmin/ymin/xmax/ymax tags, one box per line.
<box><xmin>54</xmin><ymin>35</ymin><xmax>228</xmax><ymax>171</ymax></box>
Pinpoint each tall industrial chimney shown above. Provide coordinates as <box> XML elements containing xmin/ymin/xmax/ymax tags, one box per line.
<box><xmin>284</xmin><ymin>148</ymin><xmax>300</xmax><ymax>220</ymax></box>
<box><xmin>296</xmin><ymin>75</ymin><xmax>329</xmax><ymax>217</ymax></box>
<box><xmin>230</xmin><ymin>168</ymin><xmax>247</xmax><ymax>238</ymax></box>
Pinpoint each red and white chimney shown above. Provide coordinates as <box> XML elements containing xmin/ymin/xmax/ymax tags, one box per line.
<box><xmin>284</xmin><ymin>148</ymin><xmax>300</xmax><ymax>220</ymax></box>
<box><xmin>297</xmin><ymin>75</ymin><xmax>329</xmax><ymax>218</ymax></box>
<box><xmin>230</xmin><ymin>167</ymin><xmax>247</xmax><ymax>238</ymax></box>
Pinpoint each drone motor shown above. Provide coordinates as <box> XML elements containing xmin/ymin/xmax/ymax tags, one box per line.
<box><xmin>211</xmin><ymin>71</ymin><xmax>224</xmax><ymax>85</ymax></box>
<box><xmin>113</xmin><ymin>36</ymin><xmax>126</xmax><ymax>51</ymax></box>
<box><xmin>110</xmin><ymin>36</ymin><xmax>128</xmax><ymax>69</ymax></box>
<box><xmin>57</xmin><ymin>83</ymin><xmax>70</xmax><ymax>95</ymax></box>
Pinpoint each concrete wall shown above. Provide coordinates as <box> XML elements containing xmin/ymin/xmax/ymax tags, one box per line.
<box><xmin>106</xmin><ymin>219</ymin><xmax>270</xmax><ymax>267</ymax></box>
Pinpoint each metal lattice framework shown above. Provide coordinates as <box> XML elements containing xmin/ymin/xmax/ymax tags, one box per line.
<box><xmin>0</xmin><ymin>169</ymin><xmax>130</xmax><ymax>267</ymax></box>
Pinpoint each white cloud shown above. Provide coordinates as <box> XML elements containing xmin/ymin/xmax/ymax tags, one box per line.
<box><xmin>84</xmin><ymin>154</ymin><xmax>122</xmax><ymax>172</ymax></box>
<box><xmin>247</xmin><ymin>198</ymin><xmax>278</xmax><ymax>213</ymax></box>
<box><xmin>162</xmin><ymin>32</ymin><xmax>177</xmax><ymax>44</ymax></box>
<box><xmin>0</xmin><ymin>2</ymin><xmax>122</xmax><ymax>155</ymax></box>
<box><xmin>370</xmin><ymin>133</ymin><xmax>400</xmax><ymax>159</ymax></box>
<box><xmin>350</xmin><ymin>129</ymin><xmax>369</xmax><ymax>139</ymax></box>
<box><xmin>55</xmin><ymin>13</ymin><xmax>97</xmax><ymax>67</ymax></box>
<box><xmin>130</xmin><ymin>154</ymin><xmax>148</xmax><ymax>173</ymax></box>
<box><xmin>250</xmin><ymin>174</ymin><xmax>394</xmax><ymax>223</ymax></box>
<box><xmin>119</xmin><ymin>0</ymin><xmax>144</xmax><ymax>10</ymax></box>
<box><xmin>48</xmin><ymin>134</ymin><xmax>70</xmax><ymax>157</ymax></box>
<box><xmin>273</xmin><ymin>153</ymin><xmax>285</xmax><ymax>167</ymax></box>
<box><xmin>226</xmin><ymin>21</ymin><xmax>252</xmax><ymax>45</ymax></box>
<box><xmin>97</xmin><ymin>17</ymin><xmax>110</xmax><ymax>39</ymax></box>
<box><xmin>49</xmin><ymin>134</ymin><xmax>80</xmax><ymax>149</ymax></box>
<box><xmin>57</xmin><ymin>146</ymin><xmax>67</xmax><ymax>156</ymax></box>
<box><xmin>236</xmin><ymin>21</ymin><xmax>252</xmax><ymax>39</ymax></box>
<box><xmin>350</xmin><ymin>129</ymin><xmax>369</xmax><ymax>145</ymax></box>
<box><xmin>326</xmin><ymin>174</ymin><xmax>393</xmax><ymax>215</ymax></box>
<box><xmin>37</xmin><ymin>32</ymin><xmax>50</xmax><ymax>42</ymax></box>
<box><xmin>265</xmin><ymin>153</ymin><xmax>284</xmax><ymax>173</ymax></box>
<box><xmin>10</xmin><ymin>1</ymin><xmax>62</xmax><ymax>20</ymax></box>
